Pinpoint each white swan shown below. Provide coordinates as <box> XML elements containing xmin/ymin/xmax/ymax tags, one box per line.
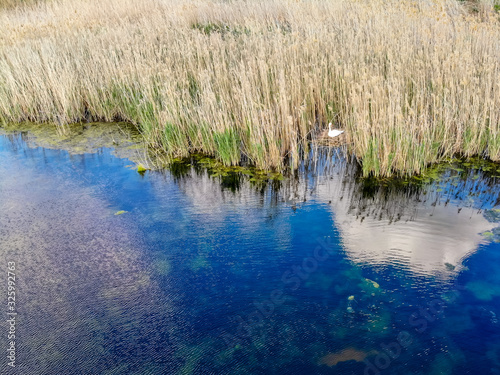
<box><xmin>328</xmin><ymin>123</ymin><xmax>344</xmax><ymax>138</ymax></box>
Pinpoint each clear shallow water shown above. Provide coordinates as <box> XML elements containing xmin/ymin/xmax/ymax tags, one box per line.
<box><xmin>1</xmin><ymin>131</ymin><xmax>500</xmax><ymax>375</ymax></box>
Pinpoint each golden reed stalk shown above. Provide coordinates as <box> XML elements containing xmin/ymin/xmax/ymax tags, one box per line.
<box><xmin>0</xmin><ymin>0</ymin><xmax>499</xmax><ymax>175</ymax></box>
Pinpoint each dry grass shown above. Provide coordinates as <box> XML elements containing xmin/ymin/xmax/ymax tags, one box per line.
<box><xmin>0</xmin><ymin>0</ymin><xmax>499</xmax><ymax>176</ymax></box>
<box><xmin>0</xmin><ymin>0</ymin><xmax>48</xmax><ymax>10</ymax></box>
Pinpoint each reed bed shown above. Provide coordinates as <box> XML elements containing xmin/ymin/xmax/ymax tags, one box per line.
<box><xmin>0</xmin><ymin>0</ymin><xmax>499</xmax><ymax>176</ymax></box>
<box><xmin>0</xmin><ymin>0</ymin><xmax>46</xmax><ymax>9</ymax></box>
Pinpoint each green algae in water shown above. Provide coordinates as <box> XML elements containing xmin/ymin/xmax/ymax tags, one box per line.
<box><xmin>444</xmin><ymin>262</ymin><xmax>456</xmax><ymax>271</ymax></box>
<box><xmin>440</xmin><ymin>290</ymin><xmax>461</xmax><ymax>304</ymax></box>
<box><xmin>481</xmin><ymin>227</ymin><xmax>500</xmax><ymax>243</ymax></box>
<box><xmin>359</xmin><ymin>278</ymin><xmax>381</xmax><ymax>294</ymax></box>
<box><xmin>466</xmin><ymin>280</ymin><xmax>500</xmax><ymax>301</ymax></box>
<box><xmin>361</xmin><ymin>156</ymin><xmax>500</xmax><ymax>189</ymax></box>
<box><xmin>341</xmin><ymin>266</ymin><xmax>364</xmax><ymax>282</ymax></box>
<box><xmin>364</xmin><ymin>310</ymin><xmax>391</xmax><ymax>334</ymax></box>
<box><xmin>190</xmin><ymin>254</ymin><xmax>211</xmax><ymax>272</ymax></box>
<box><xmin>168</xmin><ymin>153</ymin><xmax>285</xmax><ymax>187</ymax></box>
<box><xmin>441</xmin><ymin>310</ymin><xmax>475</xmax><ymax>334</ymax></box>
<box><xmin>178</xmin><ymin>338</ymin><xmax>243</xmax><ymax>374</ymax></box>
<box><xmin>214</xmin><ymin>346</ymin><xmax>240</xmax><ymax>368</ymax></box>
<box><xmin>484</xmin><ymin>209</ymin><xmax>500</xmax><ymax>223</ymax></box>
<box><xmin>114</xmin><ymin>210</ymin><xmax>127</xmax><ymax>216</ymax></box>
<box><xmin>153</xmin><ymin>259</ymin><xmax>172</xmax><ymax>277</ymax></box>
<box><xmin>137</xmin><ymin>164</ymin><xmax>148</xmax><ymax>173</ymax></box>
<box><xmin>366</xmin><ymin>279</ymin><xmax>380</xmax><ymax>289</ymax></box>
<box><xmin>0</xmin><ymin>121</ymin><xmax>146</xmax><ymax>163</ymax></box>
<box><xmin>482</xmin><ymin>231</ymin><xmax>495</xmax><ymax>238</ymax></box>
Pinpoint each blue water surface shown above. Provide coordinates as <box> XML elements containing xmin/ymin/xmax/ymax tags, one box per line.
<box><xmin>1</xmin><ymin>131</ymin><xmax>500</xmax><ymax>375</ymax></box>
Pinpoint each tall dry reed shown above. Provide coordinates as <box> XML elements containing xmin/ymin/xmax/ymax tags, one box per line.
<box><xmin>0</xmin><ymin>0</ymin><xmax>499</xmax><ymax>175</ymax></box>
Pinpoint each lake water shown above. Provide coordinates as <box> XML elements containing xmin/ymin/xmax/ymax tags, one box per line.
<box><xmin>1</xmin><ymin>128</ymin><xmax>500</xmax><ymax>375</ymax></box>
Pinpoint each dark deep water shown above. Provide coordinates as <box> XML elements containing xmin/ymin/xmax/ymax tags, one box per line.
<box><xmin>1</xmin><ymin>130</ymin><xmax>500</xmax><ymax>375</ymax></box>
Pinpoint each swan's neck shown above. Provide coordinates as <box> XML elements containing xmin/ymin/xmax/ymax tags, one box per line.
<box><xmin>328</xmin><ymin>123</ymin><xmax>332</xmax><ymax>131</ymax></box>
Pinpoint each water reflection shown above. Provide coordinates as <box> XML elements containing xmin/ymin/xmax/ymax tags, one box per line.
<box><xmin>318</xmin><ymin>175</ymin><xmax>497</xmax><ymax>279</ymax></box>
<box><xmin>169</xmin><ymin>150</ymin><xmax>500</xmax><ymax>280</ymax></box>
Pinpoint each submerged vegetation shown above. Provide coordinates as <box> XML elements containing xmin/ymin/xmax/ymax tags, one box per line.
<box><xmin>0</xmin><ymin>0</ymin><xmax>499</xmax><ymax>176</ymax></box>
<box><xmin>360</xmin><ymin>156</ymin><xmax>500</xmax><ymax>190</ymax></box>
<box><xmin>0</xmin><ymin>121</ymin><xmax>144</xmax><ymax>161</ymax></box>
